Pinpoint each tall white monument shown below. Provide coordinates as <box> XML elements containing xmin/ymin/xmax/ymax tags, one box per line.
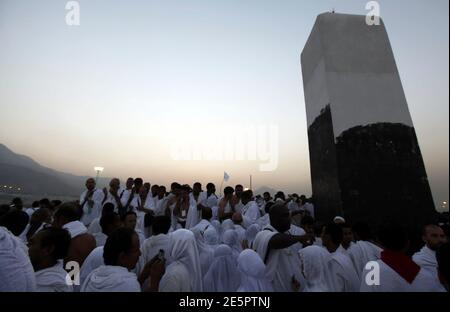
<box><xmin>301</xmin><ymin>13</ymin><xmax>436</xmax><ymax>226</ymax></box>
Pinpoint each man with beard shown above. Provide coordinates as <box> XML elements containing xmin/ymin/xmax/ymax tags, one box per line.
<box><xmin>413</xmin><ymin>224</ymin><xmax>447</xmax><ymax>291</ymax></box>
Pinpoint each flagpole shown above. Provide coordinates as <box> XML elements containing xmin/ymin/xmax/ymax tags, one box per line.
<box><xmin>219</xmin><ymin>179</ymin><xmax>224</xmax><ymax>197</ymax></box>
<box><xmin>250</xmin><ymin>174</ymin><xmax>252</xmax><ymax>190</ymax></box>
<box><xmin>221</xmin><ymin>172</ymin><xmax>230</xmax><ymax>197</ymax></box>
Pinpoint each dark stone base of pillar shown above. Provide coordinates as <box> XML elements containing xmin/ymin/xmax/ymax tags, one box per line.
<box><xmin>308</xmin><ymin>105</ymin><xmax>438</xmax><ymax>229</ymax></box>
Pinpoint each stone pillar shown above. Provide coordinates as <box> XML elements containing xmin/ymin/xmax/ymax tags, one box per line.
<box><xmin>301</xmin><ymin>13</ymin><xmax>436</xmax><ymax>226</ymax></box>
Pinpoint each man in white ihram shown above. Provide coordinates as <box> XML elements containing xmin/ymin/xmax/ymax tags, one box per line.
<box><xmin>0</xmin><ymin>226</ymin><xmax>36</xmax><ymax>291</ymax></box>
<box><xmin>80</xmin><ymin>178</ymin><xmax>104</xmax><ymax>226</ymax></box>
<box><xmin>81</xmin><ymin>228</ymin><xmax>142</xmax><ymax>292</ymax></box>
<box><xmin>347</xmin><ymin>222</ymin><xmax>382</xmax><ymax>278</ymax></box>
<box><xmin>321</xmin><ymin>223</ymin><xmax>360</xmax><ymax>292</ymax></box>
<box><xmin>360</xmin><ymin>222</ymin><xmax>443</xmax><ymax>292</ymax></box>
<box><xmin>412</xmin><ymin>224</ymin><xmax>447</xmax><ymax>291</ymax></box>
<box><xmin>253</xmin><ymin>202</ymin><xmax>312</xmax><ymax>292</ymax></box>
<box><xmin>186</xmin><ymin>182</ymin><xmax>207</xmax><ymax>229</ymax></box>
<box><xmin>239</xmin><ymin>190</ymin><xmax>261</xmax><ymax>229</ymax></box>
<box><xmin>28</xmin><ymin>227</ymin><xmax>73</xmax><ymax>292</ymax></box>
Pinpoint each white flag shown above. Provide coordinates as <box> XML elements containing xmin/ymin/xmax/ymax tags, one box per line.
<box><xmin>223</xmin><ymin>172</ymin><xmax>230</xmax><ymax>182</ymax></box>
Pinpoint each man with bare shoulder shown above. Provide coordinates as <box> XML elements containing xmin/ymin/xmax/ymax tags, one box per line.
<box><xmin>53</xmin><ymin>202</ymin><xmax>96</xmax><ymax>267</ymax></box>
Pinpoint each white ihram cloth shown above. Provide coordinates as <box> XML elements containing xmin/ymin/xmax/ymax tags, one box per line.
<box><xmin>153</xmin><ymin>196</ymin><xmax>167</xmax><ymax>216</ymax></box>
<box><xmin>25</xmin><ymin>207</ymin><xmax>38</xmax><ymax>217</ymax></box>
<box><xmin>185</xmin><ymin>204</ymin><xmax>200</xmax><ymax>230</ymax></box>
<box><xmin>136</xmin><ymin>233</ymin><xmax>170</xmax><ymax>275</ymax></box>
<box><xmin>298</xmin><ymin>246</ymin><xmax>333</xmax><ymax>292</ymax></box>
<box><xmin>287</xmin><ymin>224</ymin><xmax>306</xmax><ymax>251</ymax></box>
<box><xmin>92</xmin><ymin>232</ymin><xmax>107</xmax><ymax>247</ymax></box>
<box><xmin>237</xmin><ymin>249</ymin><xmax>273</xmax><ymax>292</ymax></box>
<box><xmin>211</xmin><ymin>220</ymin><xmax>222</xmax><ymax>240</ymax></box>
<box><xmin>203</xmin><ymin>245</ymin><xmax>240</xmax><ymax>292</ymax></box>
<box><xmin>360</xmin><ymin>258</ymin><xmax>445</xmax><ymax>292</ymax></box>
<box><xmin>241</xmin><ymin>201</ymin><xmax>261</xmax><ymax>229</ymax></box>
<box><xmin>130</xmin><ymin>196</ymin><xmax>155</xmax><ymax>234</ymax></box>
<box><xmin>329</xmin><ymin>250</ymin><xmax>361</xmax><ymax>292</ymax></box>
<box><xmin>287</xmin><ymin>201</ymin><xmax>300</xmax><ymax>213</ymax></box>
<box><xmin>218</xmin><ymin>197</ymin><xmax>233</xmax><ymax>214</ymax></box>
<box><xmin>135</xmin><ymin>229</ymin><xmax>146</xmax><ymax>246</ymax></box>
<box><xmin>205</xmin><ymin>193</ymin><xmax>219</xmax><ymax>208</ymax></box>
<box><xmin>0</xmin><ymin>226</ymin><xmax>36</xmax><ymax>292</ymax></box>
<box><xmin>253</xmin><ymin>225</ymin><xmax>303</xmax><ymax>292</ymax></box>
<box><xmin>130</xmin><ymin>195</ymin><xmax>155</xmax><ymax>212</ymax></box>
<box><xmin>336</xmin><ymin>242</ymin><xmax>355</xmax><ymax>255</ymax></box>
<box><xmin>191</xmin><ymin>219</ymin><xmax>211</xmax><ymax>234</ymax></box>
<box><xmin>191</xmin><ymin>227</ymin><xmax>215</xmax><ymax>277</ymax></box>
<box><xmin>211</xmin><ymin>205</ymin><xmax>219</xmax><ymax>221</ymax></box>
<box><xmin>234</xmin><ymin>224</ymin><xmax>246</xmax><ymax>246</ymax></box>
<box><xmin>413</xmin><ymin>245</ymin><xmax>447</xmax><ymax>292</ymax></box>
<box><xmin>256</xmin><ymin>214</ymin><xmax>270</xmax><ymax>229</ymax></box>
<box><xmin>159</xmin><ymin>260</ymin><xmax>191</xmax><ymax>292</ymax></box>
<box><xmin>35</xmin><ymin>260</ymin><xmax>73</xmax><ymax>292</ymax></box>
<box><xmin>221</xmin><ymin>219</ymin><xmax>235</xmax><ymax>232</ymax></box>
<box><xmin>234</xmin><ymin>199</ymin><xmax>244</xmax><ymax>214</ymax></box>
<box><xmin>119</xmin><ymin>189</ymin><xmax>133</xmax><ymax>207</ymax></box>
<box><xmin>203</xmin><ymin>227</ymin><xmax>220</xmax><ymax>250</ymax></box>
<box><xmin>80</xmin><ymin>188</ymin><xmax>104</xmax><ymax>226</ymax></box>
<box><xmin>81</xmin><ymin>265</ymin><xmax>140</xmax><ymax>292</ymax></box>
<box><xmin>313</xmin><ymin>237</ymin><xmax>323</xmax><ymax>247</ymax></box>
<box><xmin>19</xmin><ymin>223</ymin><xmax>46</xmax><ymax>244</ymax></box>
<box><xmin>79</xmin><ymin>246</ymin><xmax>104</xmax><ymax>287</ymax></box>
<box><xmin>87</xmin><ymin>218</ymin><xmax>102</xmax><ymax>235</ymax></box>
<box><xmin>168</xmin><ymin>202</ymin><xmax>189</xmax><ymax>232</ymax></box>
<box><xmin>159</xmin><ymin>229</ymin><xmax>203</xmax><ymax>292</ymax></box>
<box><xmin>304</xmin><ymin>202</ymin><xmax>315</xmax><ymax>218</ymax></box>
<box><xmin>222</xmin><ymin>229</ymin><xmax>242</xmax><ymax>260</ymax></box>
<box><xmin>186</xmin><ymin>192</ymin><xmax>207</xmax><ymax>229</ymax></box>
<box><xmin>153</xmin><ymin>195</ymin><xmax>167</xmax><ymax>216</ymax></box>
<box><xmin>347</xmin><ymin>240</ymin><xmax>382</xmax><ymax>279</ymax></box>
<box><xmin>245</xmin><ymin>223</ymin><xmax>261</xmax><ymax>249</ymax></box>
<box><xmin>62</xmin><ymin>221</ymin><xmax>88</xmax><ymax>239</ymax></box>
<box><xmin>102</xmin><ymin>192</ymin><xmax>122</xmax><ymax>213</ymax></box>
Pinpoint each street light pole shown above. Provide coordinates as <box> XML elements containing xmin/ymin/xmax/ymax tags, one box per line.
<box><xmin>94</xmin><ymin>167</ymin><xmax>104</xmax><ymax>184</ymax></box>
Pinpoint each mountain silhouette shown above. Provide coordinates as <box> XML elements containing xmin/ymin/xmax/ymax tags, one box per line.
<box><xmin>0</xmin><ymin>144</ymin><xmax>108</xmax><ymax>196</ymax></box>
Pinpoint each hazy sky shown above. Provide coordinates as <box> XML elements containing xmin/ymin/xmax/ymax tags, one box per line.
<box><xmin>0</xmin><ymin>0</ymin><xmax>448</xmax><ymax>209</ymax></box>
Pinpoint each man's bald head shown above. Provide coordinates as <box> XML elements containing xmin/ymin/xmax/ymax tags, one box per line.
<box><xmin>269</xmin><ymin>202</ymin><xmax>291</xmax><ymax>233</ymax></box>
<box><xmin>109</xmin><ymin>178</ymin><xmax>120</xmax><ymax>192</ymax></box>
<box><xmin>232</xmin><ymin>212</ymin><xmax>242</xmax><ymax>225</ymax></box>
<box><xmin>423</xmin><ymin>224</ymin><xmax>447</xmax><ymax>251</ymax></box>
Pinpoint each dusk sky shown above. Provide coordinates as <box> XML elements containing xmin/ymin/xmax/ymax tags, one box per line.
<box><xmin>0</xmin><ymin>0</ymin><xmax>448</xmax><ymax>210</ymax></box>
